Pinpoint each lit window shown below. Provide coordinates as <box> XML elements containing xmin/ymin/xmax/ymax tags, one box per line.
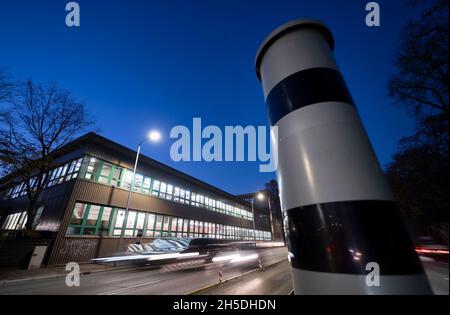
<box><xmin>134</xmin><ymin>174</ymin><xmax>143</xmax><ymax>192</ymax></box>
<box><xmin>67</xmin><ymin>203</ymin><xmax>112</xmax><ymax>236</ymax></box>
<box><xmin>126</xmin><ymin>211</ymin><xmax>137</xmax><ymax>229</ymax></box>
<box><xmin>142</xmin><ymin>177</ymin><xmax>151</xmax><ymax>194</ymax></box>
<box><xmin>85</xmin><ymin>157</ymin><xmax>100</xmax><ymax>180</ymax></box>
<box><xmin>100</xmin><ymin>207</ymin><xmax>112</xmax><ymax>228</ymax></box>
<box><xmin>110</xmin><ymin>167</ymin><xmax>122</xmax><ymax>186</ymax></box>
<box><xmin>122</xmin><ymin>170</ymin><xmax>134</xmax><ymax>190</ymax></box>
<box><xmin>86</xmin><ymin>205</ymin><xmax>101</xmax><ymax>226</ymax></box>
<box><xmin>152</xmin><ymin>180</ymin><xmax>160</xmax><ymax>196</ymax></box>
<box><xmin>136</xmin><ymin>212</ymin><xmax>145</xmax><ymax>230</ymax></box>
<box><xmin>115</xmin><ymin>209</ymin><xmax>125</xmax><ymax>228</ymax></box>
<box><xmin>1</xmin><ymin>211</ymin><xmax>27</xmax><ymax>230</ymax></box>
<box><xmin>155</xmin><ymin>215</ymin><xmax>163</xmax><ymax>230</ymax></box>
<box><xmin>171</xmin><ymin>217</ymin><xmax>177</xmax><ymax>232</ymax></box>
<box><xmin>162</xmin><ymin>216</ymin><xmax>170</xmax><ymax>231</ymax></box>
<box><xmin>166</xmin><ymin>184</ymin><xmax>173</xmax><ymax>200</ymax></box>
<box><xmin>70</xmin><ymin>203</ymin><xmax>87</xmax><ymax>225</ymax></box>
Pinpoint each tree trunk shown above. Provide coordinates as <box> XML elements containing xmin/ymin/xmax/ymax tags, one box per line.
<box><xmin>25</xmin><ymin>198</ymin><xmax>38</xmax><ymax>231</ymax></box>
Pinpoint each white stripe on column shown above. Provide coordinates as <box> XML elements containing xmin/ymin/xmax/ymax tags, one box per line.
<box><xmin>258</xmin><ymin>20</ymin><xmax>338</xmax><ymax>98</ymax></box>
<box><xmin>275</xmin><ymin>101</ymin><xmax>393</xmax><ymax>209</ymax></box>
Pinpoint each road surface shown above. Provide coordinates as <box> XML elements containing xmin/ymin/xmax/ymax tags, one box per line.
<box><xmin>0</xmin><ymin>247</ymin><xmax>447</xmax><ymax>295</ymax></box>
<box><xmin>196</xmin><ymin>260</ymin><xmax>292</xmax><ymax>295</ymax></box>
<box><xmin>422</xmin><ymin>259</ymin><xmax>449</xmax><ymax>295</ymax></box>
<box><xmin>0</xmin><ymin>247</ymin><xmax>288</xmax><ymax>295</ymax></box>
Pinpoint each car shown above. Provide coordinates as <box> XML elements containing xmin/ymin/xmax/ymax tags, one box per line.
<box><xmin>415</xmin><ymin>236</ymin><xmax>449</xmax><ymax>261</ymax></box>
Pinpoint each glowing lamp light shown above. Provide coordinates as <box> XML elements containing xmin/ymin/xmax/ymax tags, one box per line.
<box><xmin>148</xmin><ymin>130</ymin><xmax>162</xmax><ymax>143</ymax></box>
<box><xmin>256</xmin><ymin>192</ymin><xmax>265</xmax><ymax>201</ymax></box>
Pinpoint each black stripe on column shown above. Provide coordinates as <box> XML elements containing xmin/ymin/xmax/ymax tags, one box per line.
<box><xmin>286</xmin><ymin>200</ymin><xmax>424</xmax><ymax>275</ymax></box>
<box><xmin>266</xmin><ymin>67</ymin><xmax>355</xmax><ymax>125</ymax></box>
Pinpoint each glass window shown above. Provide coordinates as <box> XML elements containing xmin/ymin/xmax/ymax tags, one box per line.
<box><xmin>152</xmin><ymin>180</ymin><xmax>160</xmax><ymax>196</ymax></box>
<box><xmin>171</xmin><ymin>217</ymin><xmax>177</xmax><ymax>232</ymax></box>
<box><xmin>67</xmin><ymin>203</ymin><xmax>114</xmax><ymax>236</ymax></box>
<box><xmin>2</xmin><ymin>211</ymin><xmax>27</xmax><ymax>230</ymax></box>
<box><xmin>147</xmin><ymin>213</ymin><xmax>156</xmax><ymax>231</ymax></box>
<box><xmin>57</xmin><ymin>165</ymin><xmax>68</xmax><ymax>184</ymax></box>
<box><xmin>136</xmin><ymin>212</ymin><xmax>145</xmax><ymax>229</ymax></box>
<box><xmin>166</xmin><ymin>184</ymin><xmax>173</xmax><ymax>200</ymax></box>
<box><xmin>85</xmin><ymin>157</ymin><xmax>100</xmax><ymax>180</ymax></box>
<box><xmin>126</xmin><ymin>211</ymin><xmax>137</xmax><ymax>229</ymax></box>
<box><xmin>142</xmin><ymin>177</ymin><xmax>151</xmax><ymax>194</ymax></box>
<box><xmin>159</xmin><ymin>182</ymin><xmax>167</xmax><ymax>198</ymax></box>
<box><xmin>85</xmin><ymin>205</ymin><xmax>100</xmax><ymax>226</ymax></box>
<box><xmin>174</xmin><ymin>187</ymin><xmax>180</xmax><ymax>201</ymax></box>
<box><xmin>98</xmin><ymin>162</ymin><xmax>112</xmax><ymax>184</ymax></box>
<box><xmin>67</xmin><ymin>160</ymin><xmax>75</xmax><ymax>175</ymax></box>
<box><xmin>73</xmin><ymin>158</ymin><xmax>82</xmax><ymax>175</ymax></box>
<box><xmin>110</xmin><ymin>167</ymin><xmax>122</xmax><ymax>186</ymax></box>
<box><xmin>198</xmin><ymin>221</ymin><xmax>203</xmax><ymax>234</ymax></box>
<box><xmin>155</xmin><ymin>215</ymin><xmax>163</xmax><ymax>230</ymax></box>
<box><xmin>32</xmin><ymin>205</ymin><xmax>44</xmax><ymax>228</ymax></box>
<box><xmin>134</xmin><ymin>174</ymin><xmax>143</xmax><ymax>192</ymax></box>
<box><xmin>70</xmin><ymin>203</ymin><xmax>86</xmax><ymax>225</ymax></box>
<box><xmin>100</xmin><ymin>207</ymin><xmax>112</xmax><ymax>228</ymax></box>
<box><xmin>115</xmin><ymin>209</ymin><xmax>125</xmax><ymax>228</ymax></box>
<box><xmin>189</xmin><ymin>220</ymin><xmax>195</xmax><ymax>236</ymax></box>
<box><xmin>163</xmin><ymin>216</ymin><xmax>170</xmax><ymax>231</ymax></box>
<box><xmin>122</xmin><ymin>170</ymin><xmax>133</xmax><ymax>190</ymax></box>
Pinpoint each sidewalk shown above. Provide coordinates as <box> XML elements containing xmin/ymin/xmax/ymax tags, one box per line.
<box><xmin>190</xmin><ymin>259</ymin><xmax>292</xmax><ymax>295</ymax></box>
<box><xmin>0</xmin><ymin>263</ymin><xmax>123</xmax><ymax>285</ymax></box>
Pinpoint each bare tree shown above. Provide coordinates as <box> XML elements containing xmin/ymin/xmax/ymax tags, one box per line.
<box><xmin>386</xmin><ymin>0</ymin><xmax>449</xmax><ymax>243</ymax></box>
<box><xmin>388</xmin><ymin>0</ymin><xmax>448</xmax><ymax>119</ymax></box>
<box><xmin>0</xmin><ymin>79</ymin><xmax>95</xmax><ymax>230</ymax></box>
<box><xmin>0</xmin><ymin>68</ymin><xmax>13</xmax><ymax>101</ymax></box>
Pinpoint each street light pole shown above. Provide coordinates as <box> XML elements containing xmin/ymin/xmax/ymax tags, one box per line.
<box><xmin>117</xmin><ymin>142</ymin><xmax>142</xmax><ymax>253</ymax></box>
<box><xmin>116</xmin><ymin>130</ymin><xmax>161</xmax><ymax>254</ymax></box>
<box><xmin>266</xmin><ymin>194</ymin><xmax>274</xmax><ymax>241</ymax></box>
<box><xmin>250</xmin><ymin>199</ymin><xmax>256</xmax><ymax>242</ymax></box>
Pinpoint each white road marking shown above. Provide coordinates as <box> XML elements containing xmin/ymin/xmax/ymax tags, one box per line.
<box><xmin>97</xmin><ymin>280</ymin><xmax>160</xmax><ymax>295</ymax></box>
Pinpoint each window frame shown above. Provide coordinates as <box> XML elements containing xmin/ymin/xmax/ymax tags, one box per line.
<box><xmin>67</xmin><ymin>203</ymin><xmax>114</xmax><ymax>236</ymax></box>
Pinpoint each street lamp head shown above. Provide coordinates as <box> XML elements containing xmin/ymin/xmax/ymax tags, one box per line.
<box><xmin>148</xmin><ymin>130</ymin><xmax>162</xmax><ymax>143</ymax></box>
<box><xmin>256</xmin><ymin>192</ymin><xmax>265</xmax><ymax>200</ymax></box>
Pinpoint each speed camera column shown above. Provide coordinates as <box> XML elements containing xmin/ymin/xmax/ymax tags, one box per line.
<box><xmin>255</xmin><ymin>19</ymin><xmax>432</xmax><ymax>294</ymax></box>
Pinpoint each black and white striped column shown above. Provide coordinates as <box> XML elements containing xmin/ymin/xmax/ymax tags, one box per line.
<box><xmin>255</xmin><ymin>19</ymin><xmax>432</xmax><ymax>294</ymax></box>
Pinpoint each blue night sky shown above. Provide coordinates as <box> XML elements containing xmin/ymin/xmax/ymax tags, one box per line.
<box><xmin>0</xmin><ymin>0</ymin><xmax>417</xmax><ymax>195</ymax></box>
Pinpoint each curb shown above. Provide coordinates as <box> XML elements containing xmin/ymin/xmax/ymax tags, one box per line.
<box><xmin>187</xmin><ymin>258</ymin><xmax>288</xmax><ymax>295</ymax></box>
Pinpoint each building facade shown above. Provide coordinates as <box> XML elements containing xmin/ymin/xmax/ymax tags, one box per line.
<box><xmin>0</xmin><ymin>133</ymin><xmax>272</xmax><ymax>266</ymax></box>
<box><xmin>237</xmin><ymin>191</ymin><xmax>285</xmax><ymax>244</ymax></box>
